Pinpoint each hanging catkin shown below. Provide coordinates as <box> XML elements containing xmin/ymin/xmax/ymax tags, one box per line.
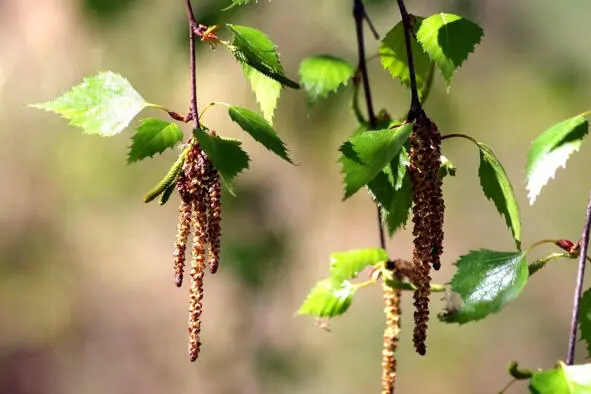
<box><xmin>172</xmin><ymin>134</ymin><xmax>224</xmax><ymax>361</ymax></box>
<box><xmin>173</xmin><ymin>201</ymin><xmax>193</xmax><ymax>287</ymax></box>
<box><xmin>381</xmin><ymin>283</ymin><xmax>402</xmax><ymax>394</ymax></box>
<box><xmin>408</xmin><ymin>111</ymin><xmax>445</xmax><ymax>355</ymax></box>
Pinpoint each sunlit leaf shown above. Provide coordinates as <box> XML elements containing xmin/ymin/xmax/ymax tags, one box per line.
<box><xmin>416</xmin><ymin>13</ymin><xmax>484</xmax><ymax>87</ymax></box>
<box><xmin>299</xmin><ymin>55</ymin><xmax>355</xmax><ymax>104</ymax></box>
<box><xmin>329</xmin><ymin>248</ymin><xmax>388</xmax><ymax>284</ymax></box>
<box><xmin>31</xmin><ymin>71</ymin><xmax>148</xmax><ymax>136</ymax></box>
<box><xmin>128</xmin><ymin>118</ymin><xmax>183</xmax><ymax>163</ymax></box>
<box><xmin>193</xmin><ymin>128</ymin><xmax>250</xmax><ymax>194</ymax></box>
<box><xmin>297</xmin><ymin>279</ymin><xmax>357</xmax><ymax>318</ymax></box>
<box><xmin>439</xmin><ymin>249</ymin><xmax>528</xmax><ymax>324</ymax></box>
<box><xmin>529</xmin><ymin>362</ymin><xmax>591</xmax><ymax>394</ymax></box>
<box><xmin>379</xmin><ymin>18</ymin><xmax>432</xmax><ymax>93</ymax></box>
<box><xmin>339</xmin><ymin>124</ymin><xmax>412</xmax><ymax>199</ymax></box>
<box><xmin>223</xmin><ymin>0</ymin><xmax>250</xmax><ymax>11</ymax></box>
<box><xmin>227</xmin><ymin>24</ymin><xmax>300</xmax><ymax>89</ymax></box>
<box><xmin>223</xmin><ymin>0</ymin><xmax>269</xmax><ymax>11</ymax></box>
<box><xmin>526</xmin><ymin>115</ymin><xmax>589</xmax><ymax>205</ymax></box>
<box><xmin>228</xmin><ymin>106</ymin><xmax>292</xmax><ymax>163</ymax></box>
<box><xmin>477</xmin><ymin>142</ymin><xmax>522</xmax><ymax>249</ymax></box>
<box><xmin>242</xmin><ymin>64</ymin><xmax>281</xmax><ymax>124</ymax></box>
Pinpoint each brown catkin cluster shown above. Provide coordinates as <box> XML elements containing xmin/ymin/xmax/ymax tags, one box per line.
<box><xmin>408</xmin><ymin>111</ymin><xmax>445</xmax><ymax>356</ymax></box>
<box><xmin>172</xmin><ymin>136</ymin><xmax>223</xmax><ymax>362</ymax></box>
<box><xmin>381</xmin><ymin>283</ymin><xmax>402</xmax><ymax>394</ymax></box>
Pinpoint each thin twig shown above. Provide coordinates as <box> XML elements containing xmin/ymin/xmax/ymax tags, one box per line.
<box><xmin>184</xmin><ymin>0</ymin><xmax>201</xmax><ymax>129</ymax></box>
<box><xmin>353</xmin><ymin>0</ymin><xmax>386</xmax><ymax>250</ymax></box>
<box><xmin>353</xmin><ymin>0</ymin><xmax>377</xmax><ymax>128</ymax></box>
<box><xmin>363</xmin><ymin>8</ymin><xmax>380</xmax><ymax>40</ymax></box>
<box><xmin>566</xmin><ymin>191</ymin><xmax>591</xmax><ymax>364</ymax></box>
<box><xmin>395</xmin><ymin>0</ymin><xmax>422</xmax><ymax>120</ymax></box>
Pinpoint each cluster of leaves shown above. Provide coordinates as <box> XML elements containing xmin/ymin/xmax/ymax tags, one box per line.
<box><xmin>32</xmin><ymin>23</ymin><xmax>300</xmax><ymax>197</ymax></box>
<box><xmin>295</xmin><ymin>9</ymin><xmax>591</xmax><ymax>393</ymax></box>
<box><xmin>30</xmin><ymin>0</ymin><xmax>591</xmax><ymax>392</ymax></box>
<box><xmin>298</xmin><ymin>248</ymin><xmax>389</xmax><ymax>317</ymax></box>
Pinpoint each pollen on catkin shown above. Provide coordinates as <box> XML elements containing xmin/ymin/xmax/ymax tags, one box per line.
<box><xmin>381</xmin><ymin>283</ymin><xmax>401</xmax><ymax>394</ymax></box>
<box><xmin>188</xmin><ymin>203</ymin><xmax>208</xmax><ymax>362</ymax></box>
<box><xmin>408</xmin><ymin>111</ymin><xmax>445</xmax><ymax>356</ymax></box>
<box><xmin>207</xmin><ymin>173</ymin><xmax>222</xmax><ymax>274</ymax></box>
<box><xmin>173</xmin><ymin>201</ymin><xmax>193</xmax><ymax>287</ymax></box>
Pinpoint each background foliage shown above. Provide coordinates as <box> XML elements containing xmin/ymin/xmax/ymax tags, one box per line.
<box><xmin>2</xmin><ymin>0</ymin><xmax>591</xmax><ymax>393</ymax></box>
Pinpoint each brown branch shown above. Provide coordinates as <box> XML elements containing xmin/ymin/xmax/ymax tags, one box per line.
<box><xmin>353</xmin><ymin>0</ymin><xmax>386</xmax><ymax>250</ymax></box>
<box><xmin>184</xmin><ymin>0</ymin><xmax>200</xmax><ymax>129</ymax></box>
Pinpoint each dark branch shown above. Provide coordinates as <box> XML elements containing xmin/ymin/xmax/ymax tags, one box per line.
<box><xmin>566</xmin><ymin>191</ymin><xmax>591</xmax><ymax>364</ymax></box>
<box><xmin>184</xmin><ymin>0</ymin><xmax>200</xmax><ymax>129</ymax></box>
<box><xmin>395</xmin><ymin>0</ymin><xmax>422</xmax><ymax>120</ymax></box>
<box><xmin>353</xmin><ymin>0</ymin><xmax>377</xmax><ymax>128</ymax></box>
<box><xmin>353</xmin><ymin>0</ymin><xmax>386</xmax><ymax>250</ymax></box>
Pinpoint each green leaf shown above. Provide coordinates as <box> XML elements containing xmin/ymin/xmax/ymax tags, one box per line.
<box><xmin>368</xmin><ymin>149</ymin><xmax>413</xmax><ymax>236</ymax></box>
<box><xmin>416</xmin><ymin>13</ymin><xmax>484</xmax><ymax>87</ymax></box>
<box><xmin>223</xmin><ymin>0</ymin><xmax>270</xmax><ymax>10</ymax></box>
<box><xmin>299</xmin><ymin>55</ymin><xmax>355</xmax><ymax>104</ymax></box>
<box><xmin>379</xmin><ymin>18</ymin><xmax>433</xmax><ymax>93</ymax></box>
<box><xmin>381</xmin><ymin>175</ymin><xmax>413</xmax><ymax>236</ymax></box>
<box><xmin>242</xmin><ymin>64</ymin><xmax>281</xmax><ymax>124</ymax></box>
<box><xmin>526</xmin><ymin>115</ymin><xmax>589</xmax><ymax>205</ymax></box>
<box><xmin>477</xmin><ymin>142</ymin><xmax>522</xmax><ymax>249</ymax></box>
<box><xmin>223</xmin><ymin>0</ymin><xmax>250</xmax><ymax>10</ymax></box>
<box><xmin>193</xmin><ymin>128</ymin><xmax>250</xmax><ymax>194</ymax></box>
<box><xmin>31</xmin><ymin>71</ymin><xmax>148</xmax><ymax>136</ymax></box>
<box><xmin>439</xmin><ymin>154</ymin><xmax>456</xmax><ymax>179</ymax></box>
<box><xmin>297</xmin><ymin>279</ymin><xmax>357</xmax><ymax>318</ymax></box>
<box><xmin>227</xmin><ymin>24</ymin><xmax>300</xmax><ymax>89</ymax></box>
<box><xmin>439</xmin><ymin>249</ymin><xmax>528</xmax><ymax>324</ymax></box>
<box><xmin>128</xmin><ymin>119</ymin><xmax>183</xmax><ymax>163</ymax></box>
<box><xmin>339</xmin><ymin>124</ymin><xmax>412</xmax><ymax>199</ymax></box>
<box><xmin>529</xmin><ymin>362</ymin><xmax>591</xmax><ymax>394</ymax></box>
<box><xmin>329</xmin><ymin>248</ymin><xmax>388</xmax><ymax>284</ymax></box>
<box><xmin>579</xmin><ymin>288</ymin><xmax>591</xmax><ymax>358</ymax></box>
<box><xmin>228</xmin><ymin>106</ymin><xmax>292</xmax><ymax>163</ymax></box>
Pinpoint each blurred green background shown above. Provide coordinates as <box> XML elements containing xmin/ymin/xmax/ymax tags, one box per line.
<box><xmin>1</xmin><ymin>0</ymin><xmax>591</xmax><ymax>393</ymax></box>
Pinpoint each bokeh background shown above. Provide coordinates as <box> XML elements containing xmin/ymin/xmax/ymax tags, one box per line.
<box><xmin>2</xmin><ymin>0</ymin><xmax>591</xmax><ymax>393</ymax></box>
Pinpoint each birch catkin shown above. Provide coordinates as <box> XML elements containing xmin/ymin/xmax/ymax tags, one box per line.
<box><xmin>408</xmin><ymin>112</ymin><xmax>445</xmax><ymax>355</ymax></box>
<box><xmin>172</xmin><ymin>135</ymin><xmax>224</xmax><ymax>361</ymax></box>
<box><xmin>381</xmin><ymin>284</ymin><xmax>402</xmax><ymax>394</ymax></box>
